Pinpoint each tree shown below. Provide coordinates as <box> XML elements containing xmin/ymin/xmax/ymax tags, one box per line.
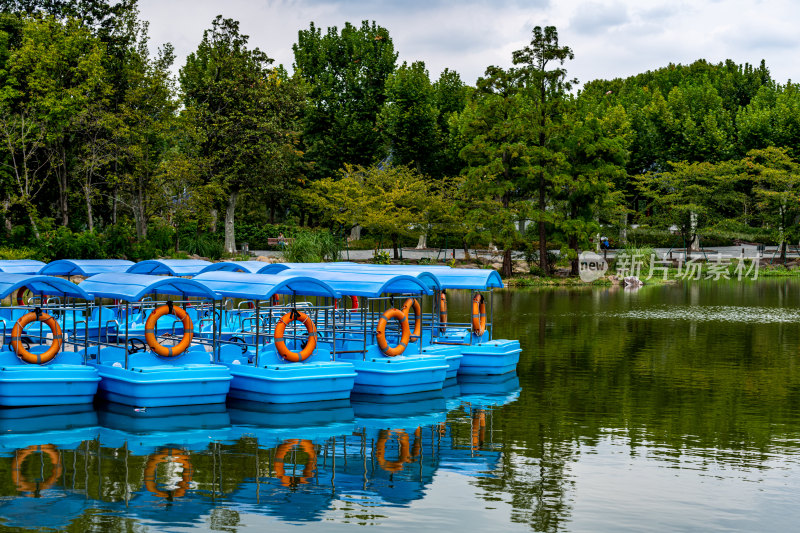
<box><xmin>113</xmin><ymin>35</ymin><xmax>179</xmax><ymax>239</ymax></box>
<box><xmin>293</xmin><ymin>20</ymin><xmax>397</xmax><ymax>184</ymax></box>
<box><xmin>378</xmin><ymin>60</ymin><xmax>440</xmax><ymax>175</ymax></box>
<box><xmin>636</xmin><ymin>159</ymin><xmax>742</xmax><ymax>250</ymax></box>
<box><xmin>742</xmin><ymin>147</ymin><xmax>800</xmax><ymax>262</ymax></box>
<box><xmin>0</xmin><ymin>15</ymin><xmax>108</xmax><ymax>237</ymax></box>
<box><xmin>511</xmin><ymin>25</ymin><xmax>576</xmax><ymax>274</ymax></box>
<box><xmin>455</xmin><ymin>65</ymin><xmax>547</xmax><ymax>277</ymax></box>
<box><xmin>557</xmin><ymin>100</ymin><xmax>631</xmax><ymax>274</ymax></box>
<box><xmin>304</xmin><ymin>163</ymin><xmax>432</xmax><ymax>259</ymax></box>
<box><xmin>181</xmin><ymin>16</ymin><xmax>305</xmax><ymax>253</ymax></box>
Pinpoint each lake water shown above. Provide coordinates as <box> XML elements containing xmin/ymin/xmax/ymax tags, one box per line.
<box><xmin>3</xmin><ymin>281</ymin><xmax>800</xmax><ymax>532</ymax></box>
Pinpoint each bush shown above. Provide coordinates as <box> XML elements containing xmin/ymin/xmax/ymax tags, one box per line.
<box><xmin>371</xmin><ymin>249</ymin><xmax>391</xmax><ymax>264</ymax></box>
<box><xmin>282</xmin><ymin>230</ymin><xmax>341</xmax><ymax>263</ymax></box>
<box><xmin>182</xmin><ymin>233</ymin><xmax>225</xmax><ymax>260</ymax></box>
<box><xmin>0</xmin><ymin>247</ymin><xmax>38</xmax><ymax>260</ymax></box>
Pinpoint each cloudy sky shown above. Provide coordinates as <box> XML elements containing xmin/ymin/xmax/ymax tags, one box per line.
<box><xmin>138</xmin><ymin>0</ymin><xmax>797</xmax><ymax>87</ymax></box>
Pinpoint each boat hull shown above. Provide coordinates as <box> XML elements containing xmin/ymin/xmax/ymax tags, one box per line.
<box><xmin>0</xmin><ymin>364</ymin><xmax>100</xmax><ymax>407</ymax></box>
<box><xmin>225</xmin><ymin>361</ymin><xmax>357</xmax><ymax>403</ymax></box>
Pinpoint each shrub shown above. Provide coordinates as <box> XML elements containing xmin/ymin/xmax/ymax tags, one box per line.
<box><xmin>0</xmin><ymin>247</ymin><xmax>38</xmax><ymax>260</ymax></box>
<box><xmin>371</xmin><ymin>249</ymin><xmax>391</xmax><ymax>264</ymax></box>
<box><xmin>282</xmin><ymin>230</ymin><xmax>341</xmax><ymax>263</ymax></box>
<box><xmin>183</xmin><ymin>233</ymin><xmax>225</xmax><ymax>260</ymax></box>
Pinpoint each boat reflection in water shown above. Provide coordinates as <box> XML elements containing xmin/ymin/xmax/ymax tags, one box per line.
<box><xmin>0</xmin><ymin>373</ymin><xmax>518</xmax><ymax>529</ymax></box>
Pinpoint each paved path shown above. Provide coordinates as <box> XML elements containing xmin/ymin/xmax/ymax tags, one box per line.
<box><xmin>250</xmin><ymin>244</ymin><xmax>773</xmax><ymax>262</ymax></box>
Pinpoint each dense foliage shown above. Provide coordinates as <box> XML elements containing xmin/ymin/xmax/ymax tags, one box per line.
<box><xmin>0</xmin><ymin>1</ymin><xmax>798</xmax><ymax>274</ymax></box>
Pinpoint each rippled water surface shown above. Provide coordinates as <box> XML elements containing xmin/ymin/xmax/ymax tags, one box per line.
<box><xmin>4</xmin><ymin>280</ymin><xmax>800</xmax><ymax>532</ymax></box>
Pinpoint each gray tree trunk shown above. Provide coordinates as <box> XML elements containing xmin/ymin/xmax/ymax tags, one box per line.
<box><xmin>210</xmin><ymin>208</ymin><xmax>218</xmax><ymax>233</ymax></box>
<box><xmin>224</xmin><ymin>190</ymin><xmax>238</xmax><ymax>254</ymax></box>
<box><xmin>84</xmin><ymin>184</ymin><xmax>93</xmax><ymax>232</ymax></box>
<box><xmin>416</xmin><ymin>233</ymin><xmax>427</xmax><ymax>249</ymax></box>
<box><xmin>349</xmin><ymin>224</ymin><xmax>361</xmax><ymax>242</ymax></box>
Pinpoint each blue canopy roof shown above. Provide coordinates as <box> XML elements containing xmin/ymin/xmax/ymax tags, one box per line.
<box><xmin>284</xmin><ymin>265</ymin><xmax>442</xmax><ymax>291</ymax></box>
<box><xmin>0</xmin><ymin>274</ymin><xmax>91</xmax><ymax>299</ymax></box>
<box><xmin>126</xmin><ymin>259</ymin><xmax>212</xmax><ymax>276</ymax></box>
<box><xmin>387</xmin><ymin>266</ymin><xmax>503</xmax><ymax>290</ymax></box>
<box><xmin>198</xmin><ymin>260</ymin><xmax>269</xmax><ymax>274</ymax></box>
<box><xmin>38</xmin><ymin>259</ymin><xmax>135</xmax><ymax>277</ymax></box>
<box><xmin>272</xmin><ymin>269</ymin><xmax>431</xmax><ymax>297</ymax></box>
<box><xmin>0</xmin><ymin>260</ymin><xmax>45</xmax><ymax>274</ymax></box>
<box><xmin>193</xmin><ymin>271</ymin><xmax>341</xmax><ymax>299</ymax></box>
<box><xmin>79</xmin><ymin>273</ymin><xmax>219</xmax><ymax>301</ymax></box>
<box><xmin>264</xmin><ymin>263</ymin><xmax>503</xmax><ymax>290</ymax></box>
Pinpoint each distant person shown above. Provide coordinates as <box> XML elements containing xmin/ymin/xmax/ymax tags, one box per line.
<box><xmin>278</xmin><ymin>232</ymin><xmax>286</xmax><ymax>248</ymax></box>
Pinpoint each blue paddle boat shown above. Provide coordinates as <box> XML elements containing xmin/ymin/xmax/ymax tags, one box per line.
<box><xmin>268</xmin><ymin>269</ymin><xmax>449</xmax><ymax>395</ymax></box>
<box><xmin>261</xmin><ymin>263</ymin><xmax>521</xmax><ymax>375</ymax></box>
<box><xmin>0</xmin><ymin>274</ymin><xmax>100</xmax><ymax>406</ymax></box>
<box><xmin>192</xmin><ymin>270</ymin><xmax>357</xmax><ymax>403</ymax></box>
<box><xmin>78</xmin><ymin>273</ymin><xmax>232</xmax><ymax>407</ymax></box>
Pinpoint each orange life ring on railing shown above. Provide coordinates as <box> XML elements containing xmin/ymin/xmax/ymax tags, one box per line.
<box><xmin>274</xmin><ymin>310</ymin><xmax>317</xmax><ymax>362</ymax></box>
<box><xmin>12</xmin><ymin>445</ymin><xmax>62</xmax><ymax>495</ymax></box>
<box><xmin>402</xmin><ymin>298</ymin><xmax>421</xmax><ymax>343</ymax></box>
<box><xmin>376</xmin><ymin>428</ymin><xmax>421</xmax><ymax>473</ymax></box>
<box><xmin>144</xmin><ymin>448</ymin><xmax>194</xmax><ymax>499</ymax></box>
<box><xmin>439</xmin><ymin>292</ymin><xmax>448</xmax><ymax>333</ymax></box>
<box><xmin>471</xmin><ymin>292</ymin><xmax>486</xmax><ymax>336</ymax></box>
<box><xmin>274</xmin><ymin>439</ymin><xmax>317</xmax><ymax>487</ymax></box>
<box><xmin>11</xmin><ymin>311</ymin><xmax>62</xmax><ymax>364</ymax></box>
<box><xmin>376</xmin><ymin>308</ymin><xmax>410</xmax><ymax>357</ymax></box>
<box><xmin>144</xmin><ymin>303</ymin><xmax>193</xmax><ymax>357</ymax></box>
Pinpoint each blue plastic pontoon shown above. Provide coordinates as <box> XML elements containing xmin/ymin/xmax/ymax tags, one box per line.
<box><xmin>0</xmin><ymin>274</ymin><xmax>100</xmax><ymax>406</ymax></box>
<box><xmin>78</xmin><ymin>273</ymin><xmax>232</xmax><ymax>407</ymax></box>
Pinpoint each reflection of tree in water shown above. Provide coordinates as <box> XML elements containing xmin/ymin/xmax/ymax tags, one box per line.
<box><xmin>472</xmin><ymin>284</ymin><xmax>800</xmax><ymax>531</ymax></box>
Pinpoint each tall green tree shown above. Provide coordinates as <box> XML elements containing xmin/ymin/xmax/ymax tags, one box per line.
<box><xmin>455</xmin><ymin>65</ymin><xmax>546</xmax><ymax>277</ymax></box>
<box><xmin>378</xmin><ymin>60</ymin><xmax>439</xmax><ymax>175</ymax></box>
<box><xmin>181</xmin><ymin>16</ymin><xmax>305</xmax><ymax>253</ymax></box>
<box><xmin>557</xmin><ymin>100</ymin><xmax>631</xmax><ymax>274</ymax></box>
<box><xmin>511</xmin><ymin>25</ymin><xmax>576</xmax><ymax>274</ymax></box>
<box><xmin>293</xmin><ymin>20</ymin><xmax>397</xmax><ymax>186</ymax></box>
<box><xmin>0</xmin><ymin>15</ymin><xmax>108</xmax><ymax>237</ymax></box>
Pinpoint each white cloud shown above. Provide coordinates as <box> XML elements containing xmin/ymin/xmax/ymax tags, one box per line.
<box><xmin>138</xmin><ymin>0</ymin><xmax>800</xmax><ymax>87</ymax></box>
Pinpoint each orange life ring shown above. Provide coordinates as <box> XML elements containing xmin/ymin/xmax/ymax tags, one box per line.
<box><xmin>376</xmin><ymin>307</ymin><xmax>410</xmax><ymax>357</ymax></box>
<box><xmin>401</xmin><ymin>298</ymin><xmax>421</xmax><ymax>343</ymax></box>
<box><xmin>376</xmin><ymin>428</ymin><xmax>421</xmax><ymax>473</ymax></box>
<box><xmin>144</xmin><ymin>303</ymin><xmax>193</xmax><ymax>357</ymax></box>
<box><xmin>274</xmin><ymin>310</ymin><xmax>317</xmax><ymax>362</ymax></box>
<box><xmin>144</xmin><ymin>448</ymin><xmax>194</xmax><ymax>499</ymax></box>
<box><xmin>471</xmin><ymin>410</ymin><xmax>486</xmax><ymax>450</ymax></box>
<box><xmin>12</xmin><ymin>445</ymin><xmax>62</xmax><ymax>495</ymax></box>
<box><xmin>274</xmin><ymin>439</ymin><xmax>317</xmax><ymax>487</ymax></box>
<box><xmin>471</xmin><ymin>292</ymin><xmax>486</xmax><ymax>336</ymax></box>
<box><xmin>11</xmin><ymin>311</ymin><xmax>62</xmax><ymax>364</ymax></box>
<box><xmin>439</xmin><ymin>292</ymin><xmax>448</xmax><ymax>333</ymax></box>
